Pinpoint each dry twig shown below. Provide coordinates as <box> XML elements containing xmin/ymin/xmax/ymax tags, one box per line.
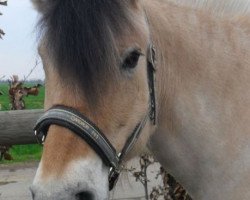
<box><xmin>23</xmin><ymin>60</ymin><xmax>40</xmax><ymax>83</ymax></box>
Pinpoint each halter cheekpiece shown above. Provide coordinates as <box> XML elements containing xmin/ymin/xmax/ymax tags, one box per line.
<box><xmin>34</xmin><ymin>44</ymin><xmax>157</xmax><ymax>191</ymax></box>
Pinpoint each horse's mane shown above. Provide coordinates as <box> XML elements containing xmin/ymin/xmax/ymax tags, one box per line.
<box><xmin>36</xmin><ymin>0</ymin><xmax>135</xmax><ymax>99</ymax></box>
<box><xmin>167</xmin><ymin>0</ymin><xmax>250</xmax><ymax>17</ymax></box>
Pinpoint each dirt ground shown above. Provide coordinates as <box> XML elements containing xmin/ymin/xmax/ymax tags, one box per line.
<box><xmin>0</xmin><ymin>160</ymin><xmax>162</xmax><ymax>200</ymax></box>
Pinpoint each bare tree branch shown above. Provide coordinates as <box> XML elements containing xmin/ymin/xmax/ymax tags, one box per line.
<box><xmin>0</xmin><ymin>0</ymin><xmax>7</xmax><ymax>39</ymax></box>
<box><xmin>23</xmin><ymin>60</ymin><xmax>41</xmax><ymax>82</ymax></box>
<box><xmin>0</xmin><ymin>29</ymin><xmax>5</xmax><ymax>39</ymax></box>
<box><xmin>0</xmin><ymin>1</ymin><xmax>7</xmax><ymax>15</ymax></box>
<box><xmin>0</xmin><ymin>1</ymin><xmax>7</xmax><ymax>6</ymax></box>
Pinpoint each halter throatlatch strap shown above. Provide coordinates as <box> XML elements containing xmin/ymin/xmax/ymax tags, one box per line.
<box><xmin>147</xmin><ymin>44</ymin><xmax>157</xmax><ymax>125</ymax></box>
<box><xmin>34</xmin><ymin>45</ymin><xmax>157</xmax><ymax>191</ymax></box>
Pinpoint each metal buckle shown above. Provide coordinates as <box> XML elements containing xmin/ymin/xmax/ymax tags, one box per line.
<box><xmin>108</xmin><ymin>153</ymin><xmax>122</xmax><ymax>190</ymax></box>
<box><xmin>34</xmin><ymin>130</ymin><xmax>46</xmax><ymax>145</ymax></box>
<box><xmin>109</xmin><ymin>166</ymin><xmax>121</xmax><ymax>191</ymax></box>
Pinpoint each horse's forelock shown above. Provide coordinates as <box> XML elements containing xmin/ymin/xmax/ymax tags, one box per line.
<box><xmin>37</xmin><ymin>0</ymin><xmax>136</xmax><ymax>101</ymax></box>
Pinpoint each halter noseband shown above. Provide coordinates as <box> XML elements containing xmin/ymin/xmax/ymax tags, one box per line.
<box><xmin>34</xmin><ymin>44</ymin><xmax>157</xmax><ymax>190</ymax></box>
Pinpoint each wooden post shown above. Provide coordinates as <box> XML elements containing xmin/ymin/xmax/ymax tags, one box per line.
<box><xmin>0</xmin><ymin>110</ymin><xmax>44</xmax><ymax>145</ymax></box>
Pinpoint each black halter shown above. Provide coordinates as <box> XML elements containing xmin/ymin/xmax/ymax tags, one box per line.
<box><xmin>34</xmin><ymin>44</ymin><xmax>157</xmax><ymax>190</ymax></box>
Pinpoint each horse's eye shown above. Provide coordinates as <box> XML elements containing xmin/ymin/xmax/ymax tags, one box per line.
<box><xmin>122</xmin><ymin>50</ymin><xmax>142</xmax><ymax>69</ymax></box>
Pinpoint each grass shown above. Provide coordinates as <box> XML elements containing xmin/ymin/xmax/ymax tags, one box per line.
<box><xmin>0</xmin><ymin>82</ymin><xmax>45</xmax><ymax>164</ymax></box>
<box><xmin>1</xmin><ymin>145</ymin><xmax>43</xmax><ymax>164</ymax></box>
<box><xmin>0</xmin><ymin>83</ymin><xmax>45</xmax><ymax>111</ymax></box>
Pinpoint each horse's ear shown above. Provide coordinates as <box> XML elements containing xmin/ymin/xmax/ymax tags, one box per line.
<box><xmin>31</xmin><ymin>0</ymin><xmax>47</xmax><ymax>13</ymax></box>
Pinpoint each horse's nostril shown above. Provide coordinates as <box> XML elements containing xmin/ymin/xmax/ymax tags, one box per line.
<box><xmin>76</xmin><ymin>191</ymin><xmax>94</xmax><ymax>200</ymax></box>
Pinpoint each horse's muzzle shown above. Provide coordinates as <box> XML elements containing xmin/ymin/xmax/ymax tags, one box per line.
<box><xmin>30</xmin><ymin>157</ymin><xmax>109</xmax><ymax>200</ymax></box>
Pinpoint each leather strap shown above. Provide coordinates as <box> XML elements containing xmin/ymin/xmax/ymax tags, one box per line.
<box><xmin>119</xmin><ymin>114</ymin><xmax>149</xmax><ymax>161</ymax></box>
<box><xmin>147</xmin><ymin>44</ymin><xmax>157</xmax><ymax>124</ymax></box>
<box><xmin>34</xmin><ymin>105</ymin><xmax>119</xmax><ymax>169</ymax></box>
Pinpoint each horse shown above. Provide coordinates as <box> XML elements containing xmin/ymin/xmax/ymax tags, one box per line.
<box><xmin>30</xmin><ymin>0</ymin><xmax>250</xmax><ymax>199</ymax></box>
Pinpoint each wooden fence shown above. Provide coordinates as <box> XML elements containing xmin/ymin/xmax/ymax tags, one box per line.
<box><xmin>0</xmin><ymin>110</ymin><xmax>43</xmax><ymax>145</ymax></box>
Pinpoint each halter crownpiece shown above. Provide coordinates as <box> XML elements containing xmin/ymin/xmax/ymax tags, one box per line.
<box><xmin>34</xmin><ymin>44</ymin><xmax>157</xmax><ymax>191</ymax></box>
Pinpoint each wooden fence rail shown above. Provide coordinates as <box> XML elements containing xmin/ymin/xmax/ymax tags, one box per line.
<box><xmin>0</xmin><ymin>110</ymin><xmax>43</xmax><ymax>145</ymax></box>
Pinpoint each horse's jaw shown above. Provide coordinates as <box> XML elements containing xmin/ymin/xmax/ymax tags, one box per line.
<box><xmin>30</xmin><ymin>157</ymin><xmax>109</xmax><ymax>200</ymax></box>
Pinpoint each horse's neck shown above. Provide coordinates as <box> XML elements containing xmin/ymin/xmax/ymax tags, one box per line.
<box><xmin>146</xmin><ymin>1</ymin><xmax>250</xmax><ymax>199</ymax></box>
<box><xmin>165</xmin><ymin>0</ymin><xmax>250</xmax><ymax>17</ymax></box>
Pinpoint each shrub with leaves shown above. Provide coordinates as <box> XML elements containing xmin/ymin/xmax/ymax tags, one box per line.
<box><xmin>9</xmin><ymin>75</ymin><xmax>42</xmax><ymax>110</ymax></box>
<box><xmin>126</xmin><ymin>154</ymin><xmax>192</xmax><ymax>200</ymax></box>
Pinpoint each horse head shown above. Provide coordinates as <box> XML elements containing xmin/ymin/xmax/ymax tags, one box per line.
<box><xmin>31</xmin><ymin>1</ymin><xmax>156</xmax><ymax>199</ymax></box>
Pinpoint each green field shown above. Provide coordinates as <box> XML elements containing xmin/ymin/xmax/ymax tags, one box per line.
<box><xmin>0</xmin><ymin>83</ymin><xmax>45</xmax><ymax>111</ymax></box>
<box><xmin>0</xmin><ymin>83</ymin><xmax>45</xmax><ymax>164</ymax></box>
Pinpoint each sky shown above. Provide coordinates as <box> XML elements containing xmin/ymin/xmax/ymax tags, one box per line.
<box><xmin>0</xmin><ymin>0</ymin><xmax>44</xmax><ymax>80</ymax></box>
